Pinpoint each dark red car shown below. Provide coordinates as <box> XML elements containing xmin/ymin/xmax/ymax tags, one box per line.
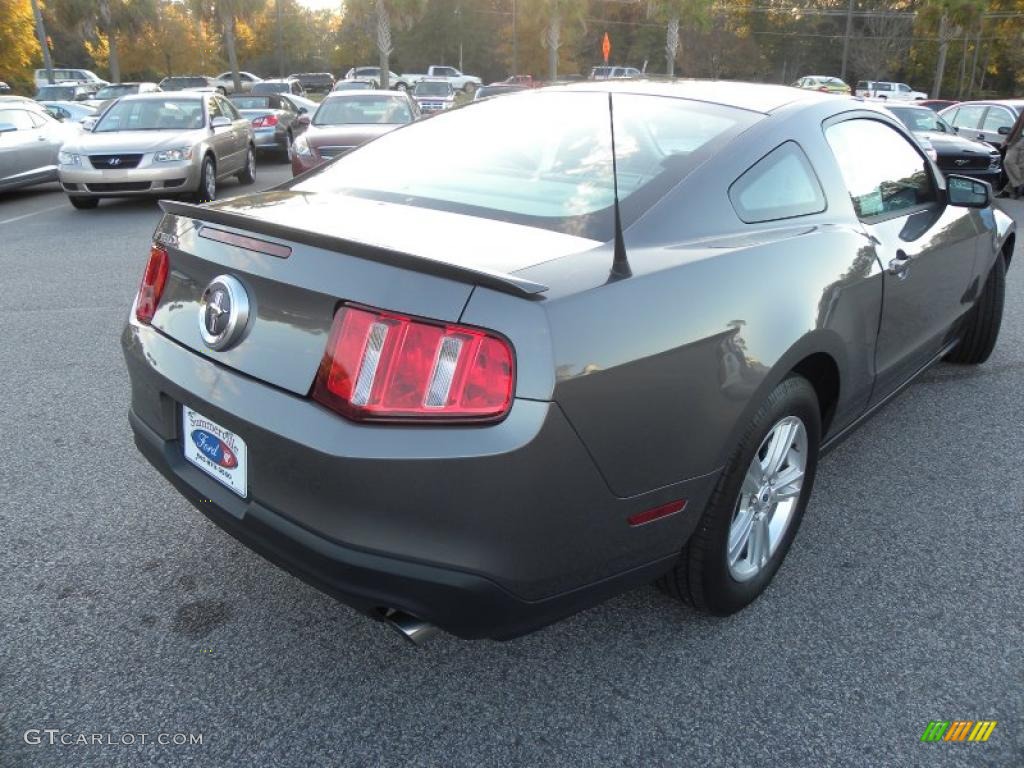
<box><xmin>291</xmin><ymin>91</ymin><xmax>419</xmax><ymax>175</ymax></box>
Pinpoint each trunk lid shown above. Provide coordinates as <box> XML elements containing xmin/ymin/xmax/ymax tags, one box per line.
<box><xmin>148</xmin><ymin>192</ymin><xmax>595</xmax><ymax>396</ymax></box>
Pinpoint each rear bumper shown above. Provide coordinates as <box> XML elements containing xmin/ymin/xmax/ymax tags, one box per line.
<box><xmin>252</xmin><ymin>128</ymin><xmax>284</xmax><ymax>150</ymax></box>
<box><xmin>122</xmin><ymin>319</ymin><xmax>717</xmax><ymax>639</ymax></box>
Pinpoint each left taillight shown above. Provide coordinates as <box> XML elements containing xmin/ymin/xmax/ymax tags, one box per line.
<box><xmin>252</xmin><ymin>114</ymin><xmax>279</xmax><ymax>128</ymax></box>
<box><xmin>135</xmin><ymin>244</ymin><xmax>168</xmax><ymax>324</ymax></box>
<box><xmin>312</xmin><ymin>304</ymin><xmax>515</xmax><ymax>423</ymax></box>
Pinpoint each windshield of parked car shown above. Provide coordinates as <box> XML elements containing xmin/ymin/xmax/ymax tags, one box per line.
<box><xmin>252</xmin><ymin>82</ymin><xmax>291</xmax><ymax>95</ymax></box>
<box><xmin>94</xmin><ymin>98</ymin><xmax>205</xmax><ymax>131</ymax></box>
<box><xmin>413</xmin><ymin>82</ymin><xmax>452</xmax><ymax>97</ymax></box>
<box><xmin>313</xmin><ymin>96</ymin><xmax>413</xmax><ymax>125</ymax></box>
<box><xmin>96</xmin><ymin>84</ymin><xmax>138</xmax><ymax>99</ymax></box>
<box><xmin>292</xmin><ymin>92</ymin><xmax>756</xmax><ymax>239</ymax></box>
<box><xmin>889</xmin><ymin>107</ymin><xmax>953</xmax><ymax>134</ymax></box>
<box><xmin>35</xmin><ymin>86</ymin><xmax>77</xmax><ymax>100</ymax></box>
<box><xmin>161</xmin><ymin>77</ymin><xmax>207</xmax><ymax>90</ymax></box>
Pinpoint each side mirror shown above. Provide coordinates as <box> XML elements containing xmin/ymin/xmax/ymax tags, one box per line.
<box><xmin>81</xmin><ymin>117</ymin><xmax>97</xmax><ymax>131</ymax></box>
<box><xmin>297</xmin><ymin>106</ymin><xmax>308</xmax><ymax>115</ymax></box>
<box><xmin>998</xmin><ymin>125</ymin><xmax>1011</xmax><ymax>136</ymax></box>
<box><xmin>210</xmin><ymin>115</ymin><xmax>231</xmax><ymax>128</ymax></box>
<box><xmin>947</xmin><ymin>174</ymin><xmax>991</xmax><ymax>208</ymax></box>
<box><xmin>74</xmin><ymin>93</ymin><xmax>91</xmax><ymax>102</ymax></box>
<box><xmin>0</xmin><ymin>122</ymin><xmax>17</xmax><ymax>134</ymax></box>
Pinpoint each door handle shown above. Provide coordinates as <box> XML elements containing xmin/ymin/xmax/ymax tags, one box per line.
<box><xmin>888</xmin><ymin>249</ymin><xmax>911</xmax><ymax>280</ymax></box>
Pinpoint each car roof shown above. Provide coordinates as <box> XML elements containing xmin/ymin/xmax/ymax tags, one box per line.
<box><xmin>324</xmin><ymin>90</ymin><xmax>405</xmax><ymax>99</ymax></box>
<box><xmin>259</xmin><ymin>78</ymin><xmax>298</xmax><ymax>84</ymax></box>
<box><xmin>954</xmin><ymin>99</ymin><xmax>1024</xmax><ymax>108</ymax></box>
<box><xmin>560</xmin><ymin>79</ymin><xmax>830</xmax><ymax>114</ymax></box>
<box><xmin>118</xmin><ymin>91</ymin><xmax>205</xmax><ymax>101</ymax></box>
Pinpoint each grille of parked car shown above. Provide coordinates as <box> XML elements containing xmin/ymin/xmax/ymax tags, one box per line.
<box><xmin>86</xmin><ymin>181</ymin><xmax>152</xmax><ymax>192</ymax></box>
<box><xmin>88</xmin><ymin>154</ymin><xmax>144</xmax><ymax>170</ymax></box>
<box><xmin>317</xmin><ymin>146</ymin><xmax>356</xmax><ymax>159</ymax></box>
<box><xmin>937</xmin><ymin>155</ymin><xmax>993</xmax><ymax>171</ymax></box>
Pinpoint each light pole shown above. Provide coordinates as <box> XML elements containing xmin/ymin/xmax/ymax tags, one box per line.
<box><xmin>30</xmin><ymin>0</ymin><xmax>54</xmax><ymax>84</ymax></box>
<box><xmin>840</xmin><ymin>0</ymin><xmax>854</xmax><ymax>82</ymax></box>
<box><xmin>276</xmin><ymin>0</ymin><xmax>284</xmax><ymax>77</ymax></box>
<box><xmin>512</xmin><ymin>0</ymin><xmax>518</xmax><ymax>76</ymax></box>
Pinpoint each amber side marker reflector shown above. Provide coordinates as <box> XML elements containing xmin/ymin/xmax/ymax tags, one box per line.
<box><xmin>628</xmin><ymin>500</ymin><xmax>687</xmax><ymax>527</ymax></box>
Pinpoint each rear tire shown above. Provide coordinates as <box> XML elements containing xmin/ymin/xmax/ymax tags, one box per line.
<box><xmin>237</xmin><ymin>145</ymin><xmax>256</xmax><ymax>184</ymax></box>
<box><xmin>463</xmin><ymin>82</ymin><xmax>477</xmax><ymax>97</ymax></box>
<box><xmin>68</xmin><ymin>196</ymin><xmax>98</xmax><ymax>210</ymax></box>
<box><xmin>659</xmin><ymin>376</ymin><xmax>821</xmax><ymax>615</ymax></box>
<box><xmin>944</xmin><ymin>254</ymin><xmax>1006</xmax><ymax>365</ymax></box>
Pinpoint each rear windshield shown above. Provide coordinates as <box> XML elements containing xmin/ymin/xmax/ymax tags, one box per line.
<box><xmin>291</xmin><ymin>91</ymin><xmax>756</xmax><ymax>239</ymax></box>
<box><xmin>231</xmin><ymin>96</ymin><xmax>274</xmax><ymax>109</ymax></box>
<box><xmin>95</xmin><ymin>98</ymin><xmax>204</xmax><ymax>131</ymax></box>
<box><xmin>414</xmin><ymin>82</ymin><xmax>451</xmax><ymax>97</ymax></box>
<box><xmin>162</xmin><ymin>78</ymin><xmax>207</xmax><ymax>89</ymax></box>
<box><xmin>252</xmin><ymin>82</ymin><xmax>290</xmax><ymax>95</ymax></box>
<box><xmin>96</xmin><ymin>84</ymin><xmax>137</xmax><ymax>99</ymax></box>
<box><xmin>36</xmin><ymin>86</ymin><xmax>77</xmax><ymax>100</ymax></box>
<box><xmin>334</xmin><ymin>81</ymin><xmax>371</xmax><ymax>91</ymax></box>
<box><xmin>888</xmin><ymin>107</ymin><xmax>954</xmax><ymax>134</ymax></box>
<box><xmin>313</xmin><ymin>96</ymin><xmax>412</xmax><ymax>125</ymax></box>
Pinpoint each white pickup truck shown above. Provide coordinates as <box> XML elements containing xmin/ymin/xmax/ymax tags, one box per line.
<box><xmin>854</xmin><ymin>80</ymin><xmax>928</xmax><ymax>101</ymax></box>
<box><xmin>394</xmin><ymin>66</ymin><xmax>483</xmax><ymax>96</ymax></box>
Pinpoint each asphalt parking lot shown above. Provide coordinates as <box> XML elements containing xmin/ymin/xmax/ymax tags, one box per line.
<box><xmin>1</xmin><ymin>164</ymin><xmax>1021</xmax><ymax>768</ymax></box>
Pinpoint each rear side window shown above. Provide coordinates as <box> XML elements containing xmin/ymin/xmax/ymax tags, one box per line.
<box><xmin>0</xmin><ymin>109</ymin><xmax>35</xmax><ymax>130</ymax></box>
<box><xmin>950</xmin><ymin>104</ymin><xmax>986</xmax><ymax>129</ymax></box>
<box><xmin>982</xmin><ymin>107</ymin><xmax>1014</xmax><ymax>132</ymax></box>
<box><xmin>729</xmin><ymin>142</ymin><xmax>826</xmax><ymax>223</ymax></box>
<box><xmin>825</xmin><ymin>119</ymin><xmax>935</xmax><ymax>219</ymax></box>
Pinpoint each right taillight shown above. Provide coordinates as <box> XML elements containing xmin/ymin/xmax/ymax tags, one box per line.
<box><xmin>312</xmin><ymin>305</ymin><xmax>515</xmax><ymax>423</ymax></box>
<box><xmin>135</xmin><ymin>244</ymin><xmax>169</xmax><ymax>324</ymax></box>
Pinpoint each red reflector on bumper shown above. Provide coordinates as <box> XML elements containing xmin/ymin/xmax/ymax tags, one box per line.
<box><xmin>628</xmin><ymin>500</ymin><xmax>686</xmax><ymax>527</ymax></box>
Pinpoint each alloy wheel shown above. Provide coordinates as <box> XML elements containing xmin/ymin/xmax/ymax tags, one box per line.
<box><xmin>204</xmin><ymin>160</ymin><xmax>216</xmax><ymax>201</ymax></box>
<box><xmin>726</xmin><ymin>416</ymin><xmax>808</xmax><ymax>582</ymax></box>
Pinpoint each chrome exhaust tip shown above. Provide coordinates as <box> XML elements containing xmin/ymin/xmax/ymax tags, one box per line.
<box><xmin>381</xmin><ymin>609</ymin><xmax>438</xmax><ymax>646</ymax></box>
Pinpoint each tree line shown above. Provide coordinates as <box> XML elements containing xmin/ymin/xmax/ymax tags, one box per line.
<box><xmin>1</xmin><ymin>0</ymin><xmax>1021</xmax><ymax>98</ymax></box>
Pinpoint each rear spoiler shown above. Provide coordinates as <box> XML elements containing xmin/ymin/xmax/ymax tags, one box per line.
<box><xmin>158</xmin><ymin>200</ymin><xmax>549</xmax><ymax>297</ymax></box>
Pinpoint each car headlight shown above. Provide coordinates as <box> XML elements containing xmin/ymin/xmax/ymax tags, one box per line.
<box><xmin>989</xmin><ymin>155</ymin><xmax>1002</xmax><ymax>170</ymax></box>
<box><xmin>292</xmin><ymin>135</ymin><xmax>312</xmax><ymax>157</ymax></box>
<box><xmin>153</xmin><ymin>147</ymin><xmax>193</xmax><ymax>162</ymax></box>
<box><xmin>58</xmin><ymin>150</ymin><xmax>80</xmax><ymax>166</ymax></box>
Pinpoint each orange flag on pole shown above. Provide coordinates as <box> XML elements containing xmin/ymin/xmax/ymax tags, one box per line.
<box><xmin>602</xmin><ymin>32</ymin><xmax>611</xmax><ymax>64</ymax></box>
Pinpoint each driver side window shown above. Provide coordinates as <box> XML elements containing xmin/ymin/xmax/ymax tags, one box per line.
<box><xmin>825</xmin><ymin>119</ymin><xmax>936</xmax><ymax>219</ymax></box>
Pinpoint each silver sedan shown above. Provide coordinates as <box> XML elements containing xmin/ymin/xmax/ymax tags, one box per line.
<box><xmin>0</xmin><ymin>100</ymin><xmax>78</xmax><ymax>192</ymax></box>
<box><xmin>56</xmin><ymin>92</ymin><xmax>255</xmax><ymax>209</ymax></box>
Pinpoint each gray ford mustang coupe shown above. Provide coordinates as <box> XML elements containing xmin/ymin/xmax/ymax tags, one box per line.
<box><xmin>123</xmin><ymin>81</ymin><xmax>1015</xmax><ymax>643</ymax></box>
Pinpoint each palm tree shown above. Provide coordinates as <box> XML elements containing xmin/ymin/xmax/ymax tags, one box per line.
<box><xmin>922</xmin><ymin>0</ymin><xmax>986</xmax><ymax>98</ymax></box>
<box><xmin>647</xmin><ymin>0</ymin><xmax>711</xmax><ymax>77</ymax></box>
<box><xmin>189</xmin><ymin>0</ymin><xmax>266</xmax><ymax>92</ymax></box>
<box><xmin>374</xmin><ymin>0</ymin><xmax>427</xmax><ymax>90</ymax></box>
<box><xmin>535</xmin><ymin>0</ymin><xmax>586</xmax><ymax>82</ymax></box>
